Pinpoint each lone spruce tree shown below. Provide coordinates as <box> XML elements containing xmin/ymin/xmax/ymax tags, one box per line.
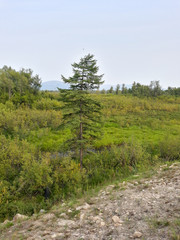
<box><xmin>60</xmin><ymin>54</ymin><xmax>104</xmax><ymax>168</ymax></box>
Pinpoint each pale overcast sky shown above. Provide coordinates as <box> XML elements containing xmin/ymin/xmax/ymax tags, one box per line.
<box><xmin>0</xmin><ymin>0</ymin><xmax>179</xmax><ymax>88</ymax></box>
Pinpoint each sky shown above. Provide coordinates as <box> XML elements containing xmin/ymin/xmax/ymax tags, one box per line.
<box><xmin>0</xmin><ymin>0</ymin><xmax>180</xmax><ymax>89</ymax></box>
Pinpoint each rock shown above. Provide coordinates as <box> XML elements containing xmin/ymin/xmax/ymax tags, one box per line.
<box><xmin>92</xmin><ymin>216</ymin><xmax>101</xmax><ymax>223</ymax></box>
<box><xmin>41</xmin><ymin>213</ymin><xmax>56</xmax><ymax>221</ymax></box>
<box><xmin>112</xmin><ymin>215</ymin><xmax>123</xmax><ymax>224</ymax></box>
<box><xmin>83</xmin><ymin>203</ymin><xmax>90</xmax><ymax>210</ymax></box>
<box><xmin>115</xmin><ymin>208</ymin><xmax>121</xmax><ymax>214</ymax></box>
<box><xmin>106</xmin><ymin>185</ymin><xmax>115</xmax><ymax>191</ymax></box>
<box><xmin>13</xmin><ymin>214</ymin><xmax>28</xmax><ymax>222</ymax></box>
<box><xmin>39</xmin><ymin>209</ymin><xmax>46</xmax><ymax>214</ymax></box>
<box><xmin>1</xmin><ymin>164</ymin><xmax>179</xmax><ymax>240</ymax></box>
<box><xmin>41</xmin><ymin>230</ymin><xmax>52</xmax><ymax>235</ymax></box>
<box><xmin>91</xmin><ymin>215</ymin><xmax>105</xmax><ymax>225</ymax></box>
<box><xmin>32</xmin><ymin>220</ymin><xmax>44</xmax><ymax>228</ymax></box>
<box><xmin>60</xmin><ymin>213</ymin><xmax>67</xmax><ymax>218</ymax></box>
<box><xmin>76</xmin><ymin>203</ymin><xmax>90</xmax><ymax>211</ymax></box>
<box><xmin>100</xmin><ymin>221</ymin><xmax>106</xmax><ymax>227</ymax></box>
<box><xmin>57</xmin><ymin>219</ymin><xmax>75</xmax><ymax>227</ymax></box>
<box><xmin>80</xmin><ymin>213</ymin><xmax>85</xmax><ymax>222</ymax></box>
<box><xmin>51</xmin><ymin>233</ymin><xmax>64</xmax><ymax>238</ymax></box>
<box><xmin>76</xmin><ymin>206</ymin><xmax>81</xmax><ymax>211</ymax></box>
<box><xmin>1</xmin><ymin>219</ymin><xmax>12</xmax><ymax>226</ymax></box>
<box><xmin>133</xmin><ymin>231</ymin><xmax>143</xmax><ymax>238</ymax></box>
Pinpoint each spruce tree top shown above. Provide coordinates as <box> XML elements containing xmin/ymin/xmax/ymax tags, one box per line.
<box><xmin>61</xmin><ymin>54</ymin><xmax>104</xmax><ymax>91</ymax></box>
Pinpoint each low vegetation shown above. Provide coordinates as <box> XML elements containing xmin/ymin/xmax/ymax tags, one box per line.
<box><xmin>0</xmin><ymin>63</ymin><xmax>180</xmax><ymax>223</ymax></box>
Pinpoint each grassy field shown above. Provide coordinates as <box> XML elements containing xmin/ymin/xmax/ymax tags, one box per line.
<box><xmin>24</xmin><ymin>94</ymin><xmax>180</xmax><ymax>152</ymax></box>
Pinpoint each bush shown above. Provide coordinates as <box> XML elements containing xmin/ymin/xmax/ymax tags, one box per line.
<box><xmin>159</xmin><ymin>136</ymin><xmax>180</xmax><ymax>161</ymax></box>
<box><xmin>33</xmin><ymin>98</ymin><xmax>63</xmax><ymax>110</ymax></box>
<box><xmin>19</xmin><ymin>153</ymin><xmax>53</xmax><ymax>196</ymax></box>
<box><xmin>51</xmin><ymin>155</ymin><xmax>86</xmax><ymax>198</ymax></box>
<box><xmin>84</xmin><ymin>141</ymin><xmax>151</xmax><ymax>186</ymax></box>
<box><xmin>0</xmin><ymin>106</ymin><xmax>62</xmax><ymax>137</ymax></box>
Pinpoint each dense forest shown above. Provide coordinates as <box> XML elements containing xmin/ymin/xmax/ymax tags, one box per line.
<box><xmin>0</xmin><ymin>63</ymin><xmax>180</xmax><ymax>222</ymax></box>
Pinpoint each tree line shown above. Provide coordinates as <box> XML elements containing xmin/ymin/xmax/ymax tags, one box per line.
<box><xmin>0</xmin><ymin>66</ymin><xmax>41</xmax><ymax>105</ymax></box>
<box><xmin>102</xmin><ymin>81</ymin><xmax>180</xmax><ymax>97</ymax></box>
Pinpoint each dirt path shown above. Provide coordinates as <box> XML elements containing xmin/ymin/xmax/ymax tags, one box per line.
<box><xmin>1</xmin><ymin>162</ymin><xmax>180</xmax><ymax>240</ymax></box>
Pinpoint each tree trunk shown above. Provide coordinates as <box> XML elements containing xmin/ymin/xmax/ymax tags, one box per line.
<box><xmin>80</xmin><ymin>100</ymin><xmax>83</xmax><ymax>169</ymax></box>
<box><xmin>8</xmin><ymin>87</ymin><xmax>11</xmax><ymax>100</ymax></box>
<box><xmin>80</xmin><ymin>122</ymin><xmax>83</xmax><ymax>169</ymax></box>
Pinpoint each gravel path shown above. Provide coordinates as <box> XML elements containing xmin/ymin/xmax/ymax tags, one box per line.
<box><xmin>1</xmin><ymin>162</ymin><xmax>180</xmax><ymax>240</ymax></box>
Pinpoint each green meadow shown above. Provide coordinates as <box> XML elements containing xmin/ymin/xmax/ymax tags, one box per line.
<box><xmin>25</xmin><ymin>94</ymin><xmax>180</xmax><ymax>152</ymax></box>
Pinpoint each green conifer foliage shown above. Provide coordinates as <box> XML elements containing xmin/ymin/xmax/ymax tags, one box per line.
<box><xmin>60</xmin><ymin>54</ymin><xmax>104</xmax><ymax>168</ymax></box>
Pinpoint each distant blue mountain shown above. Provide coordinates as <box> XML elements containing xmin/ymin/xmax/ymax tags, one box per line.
<box><xmin>41</xmin><ymin>81</ymin><xmax>131</xmax><ymax>91</ymax></box>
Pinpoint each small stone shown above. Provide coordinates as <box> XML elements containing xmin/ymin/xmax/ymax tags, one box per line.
<box><xmin>83</xmin><ymin>203</ymin><xmax>90</xmax><ymax>210</ymax></box>
<box><xmin>60</xmin><ymin>213</ymin><xmax>67</xmax><ymax>218</ymax></box>
<box><xmin>133</xmin><ymin>231</ymin><xmax>143</xmax><ymax>238</ymax></box>
<box><xmin>92</xmin><ymin>216</ymin><xmax>101</xmax><ymax>222</ymax></box>
<box><xmin>76</xmin><ymin>203</ymin><xmax>90</xmax><ymax>211</ymax></box>
<box><xmin>51</xmin><ymin>233</ymin><xmax>57</xmax><ymax>238</ymax></box>
<box><xmin>57</xmin><ymin>219</ymin><xmax>75</xmax><ymax>227</ymax></box>
<box><xmin>42</xmin><ymin>230</ymin><xmax>51</xmax><ymax>235</ymax></box>
<box><xmin>91</xmin><ymin>216</ymin><xmax>103</xmax><ymax>224</ymax></box>
<box><xmin>51</xmin><ymin>233</ymin><xmax>64</xmax><ymax>238</ymax></box>
<box><xmin>80</xmin><ymin>213</ymin><xmax>85</xmax><ymax>222</ymax></box>
<box><xmin>76</xmin><ymin>206</ymin><xmax>82</xmax><ymax>211</ymax></box>
<box><xmin>100</xmin><ymin>221</ymin><xmax>106</xmax><ymax>227</ymax></box>
<box><xmin>39</xmin><ymin>209</ymin><xmax>46</xmax><ymax>214</ymax></box>
<box><xmin>115</xmin><ymin>208</ymin><xmax>121</xmax><ymax>214</ymax></box>
<box><xmin>41</xmin><ymin>213</ymin><xmax>56</xmax><ymax>221</ymax></box>
<box><xmin>112</xmin><ymin>216</ymin><xmax>123</xmax><ymax>224</ymax></box>
<box><xmin>13</xmin><ymin>214</ymin><xmax>28</xmax><ymax>222</ymax></box>
<box><xmin>32</xmin><ymin>220</ymin><xmax>44</xmax><ymax>228</ymax></box>
<box><xmin>106</xmin><ymin>185</ymin><xmax>115</xmax><ymax>190</ymax></box>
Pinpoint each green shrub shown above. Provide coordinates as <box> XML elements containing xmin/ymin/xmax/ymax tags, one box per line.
<box><xmin>51</xmin><ymin>155</ymin><xmax>86</xmax><ymax>198</ymax></box>
<box><xmin>159</xmin><ymin>136</ymin><xmax>180</xmax><ymax>161</ymax></box>
<box><xmin>19</xmin><ymin>153</ymin><xmax>53</xmax><ymax>196</ymax></box>
<box><xmin>33</xmin><ymin>98</ymin><xmax>63</xmax><ymax>110</ymax></box>
<box><xmin>84</xmin><ymin>141</ymin><xmax>151</xmax><ymax>186</ymax></box>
